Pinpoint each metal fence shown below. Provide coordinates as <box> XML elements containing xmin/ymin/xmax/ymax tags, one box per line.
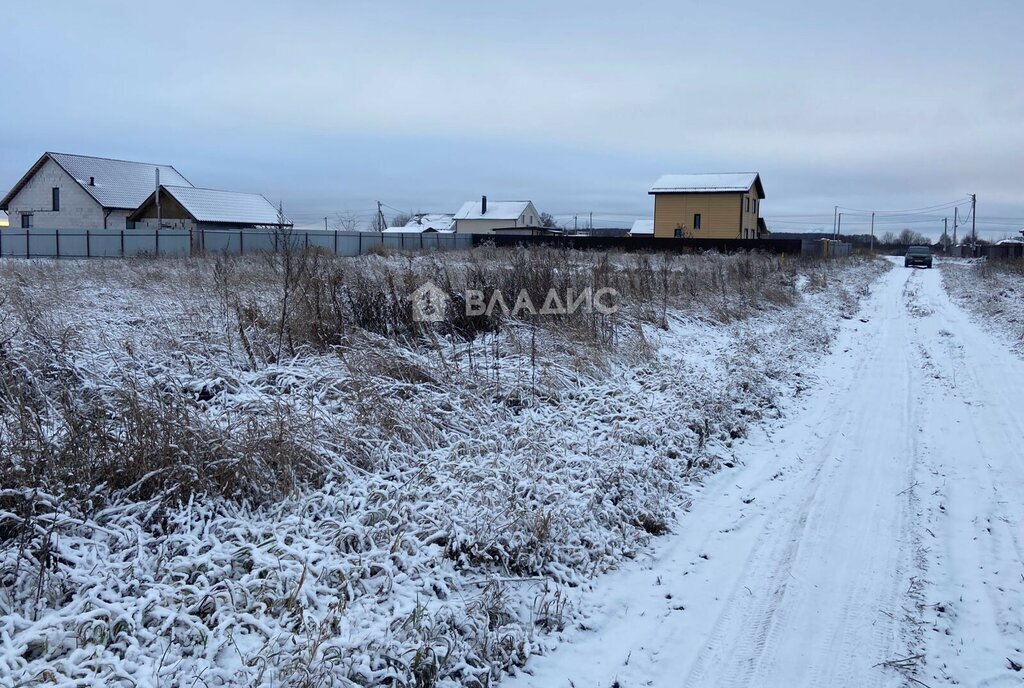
<box><xmin>474</xmin><ymin>234</ymin><xmax>806</xmax><ymax>255</ymax></box>
<box><xmin>0</xmin><ymin>228</ymin><xmax>473</xmax><ymax>259</ymax></box>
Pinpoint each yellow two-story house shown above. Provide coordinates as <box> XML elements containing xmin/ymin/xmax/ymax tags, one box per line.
<box><xmin>649</xmin><ymin>173</ymin><xmax>765</xmax><ymax>239</ymax></box>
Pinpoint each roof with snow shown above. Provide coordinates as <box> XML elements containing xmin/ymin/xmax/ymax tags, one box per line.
<box><xmin>404</xmin><ymin>213</ymin><xmax>455</xmax><ymax>231</ymax></box>
<box><xmin>649</xmin><ymin>173</ymin><xmax>763</xmax><ymax>198</ymax></box>
<box><xmin>0</xmin><ymin>152</ymin><xmax>193</xmax><ymax>211</ymax></box>
<box><xmin>383</xmin><ymin>226</ymin><xmax>452</xmax><ymax>234</ymax></box>
<box><xmin>129</xmin><ymin>185</ymin><xmax>288</xmax><ymax>226</ymax></box>
<box><xmin>630</xmin><ymin>219</ymin><xmax>654</xmax><ymax>235</ymax></box>
<box><xmin>453</xmin><ymin>200</ymin><xmax>532</xmax><ymax>220</ymax></box>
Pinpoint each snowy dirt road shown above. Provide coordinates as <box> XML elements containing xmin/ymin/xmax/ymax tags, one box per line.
<box><xmin>506</xmin><ymin>260</ymin><xmax>1024</xmax><ymax>688</ymax></box>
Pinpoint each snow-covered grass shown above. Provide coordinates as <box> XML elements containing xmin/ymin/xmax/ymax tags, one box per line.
<box><xmin>0</xmin><ymin>249</ymin><xmax>885</xmax><ymax>686</ymax></box>
<box><xmin>940</xmin><ymin>258</ymin><xmax>1024</xmax><ymax>355</ymax></box>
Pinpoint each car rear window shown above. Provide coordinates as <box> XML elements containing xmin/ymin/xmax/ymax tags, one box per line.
<box><xmin>908</xmin><ymin>247</ymin><xmax>931</xmax><ymax>255</ymax></box>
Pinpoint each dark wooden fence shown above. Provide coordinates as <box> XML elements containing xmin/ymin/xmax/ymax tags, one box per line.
<box><xmin>472</xmin><ymin>234</ymin><xmax>804</xmax><ymax>255</ymax></box>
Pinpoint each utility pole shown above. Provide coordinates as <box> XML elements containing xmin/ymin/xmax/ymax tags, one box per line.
<box><xmin>837</xmin><ymin>212</ymin><xmax>842</xmax><ymax>239</ymax></box>
<box><xmin>324</xmin><ymin>216</ymin><xmax>328</xmax><ymax>231</ymax></box>
<box><xmin>573</xmin><ymin>215</ymin><xmax>577</xmax><ymax>233</ymax></box>
<box><xmin>155</xmin><ymin>168</ymin><xmax>161</xmax><ymax>230</ymax></box>
<box><xmin>953</xmin><ymin>207</ymin><xmax>958</xmax><ymax>250</ymax></box>
<box><xmin>589</xmin><ymin>211</ymin><xmax>593</xmax><ymax>231</ymax></box>
<box><xmin>970</xmin><ymin>193</ymin><xmax>977</xmax><ymax>248</ymax></box>
<box><xmin>377</xmin><ymin>201</ymin><xmax>387</xmax><ymax>233</ymax></box>
<box><xmin>870</xmin><ymin>211</ymin><xmax>875</xmax><ymax>253</ymax></box>
<box><xmin>943</xmin><ymin>217</ymin><xmax>948</xmax><ymax>253</ymax></box>
<box><xmin>833</xmin><ymin>205</ymin><xmax>838</xmax><ymax>240</ymax></box>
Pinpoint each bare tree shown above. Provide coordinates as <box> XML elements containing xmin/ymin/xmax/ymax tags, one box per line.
<box><xmin>391</xmin><ymin>212</ymin><xmax>413</xmax><ymax>228</ymax></box>
<box><xmin>331</xmin><ymin>212</ymin><xmax>361</xmax><ymax>232</ymax></box>
<box><xmin>540</xmin><ymin>212</ymin><xmax>557</xmax><ymax>228</ymax></box>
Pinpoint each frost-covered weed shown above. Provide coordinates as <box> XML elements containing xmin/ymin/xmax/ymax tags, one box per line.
<box><xmin>0</xmin><ymin>251</ymin><xmax>885</xmax><ymax>686</ymax></box>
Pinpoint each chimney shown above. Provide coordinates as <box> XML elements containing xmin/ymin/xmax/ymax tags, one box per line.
<box><xmin>481</xmin><ymin>195</ymin><xmax>487</xmax><ymax>215</ymax></box>
<box><xmin>89</xmin><ymin>176</ymin><xmax>95</xmax><ymax>186</ymax></box>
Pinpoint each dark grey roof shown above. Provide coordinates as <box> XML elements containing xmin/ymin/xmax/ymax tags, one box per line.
<box><xmin>0</xmin><ymin>152</ymin><xmax>193</xmax><ymax>211</ymax></box>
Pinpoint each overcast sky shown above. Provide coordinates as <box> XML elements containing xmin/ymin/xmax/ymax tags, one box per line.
<box><xmin>2</xmin><ymin>0</ymin><xmax>1022</xmax><ymax>236</ymax></box>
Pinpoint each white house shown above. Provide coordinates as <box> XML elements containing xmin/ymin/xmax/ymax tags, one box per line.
<box><xmin>0</xmin><ymin>152</ymin><xmax>193</xmax><ymax>230</ymax></box>
<box><xmin>630</xmin><ymin>219</ymin><xmax>654</xmax><ymax>236</ymax></box>
<box><xmin>452</xmin><ymin>196</ymin><xmax>541</xmax><ymax>234</ymax></box>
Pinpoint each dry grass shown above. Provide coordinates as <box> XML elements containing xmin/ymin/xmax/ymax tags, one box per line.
<box><xmin>0</xmin><ymin>248</ymin><xmax>877</xmax><ymax>687</ymax></box>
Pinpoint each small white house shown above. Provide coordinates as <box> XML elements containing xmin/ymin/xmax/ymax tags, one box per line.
<box><xmin>452</xmin><ymin>196</ymin><xmax>541</xmax><ymax>234</ymax></box>
<box><xmin>0</xmin><ymin>152</ymin><xmax>193</xmax><ymax>230</ymax></box>
<box><xmin>630</xmin><ymin>219</ymin><xmax>654</xmax><ymax>236</ymax></box>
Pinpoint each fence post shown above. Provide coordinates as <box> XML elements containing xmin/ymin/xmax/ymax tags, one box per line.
<box><xmin>156</xmin><ymin>229</ymin><xmax>160</xmax><ymax>255</ymax></box>
<box><xmin>334</xmin><ymin>230</ymin><xmax>338</xmax><ymax>255</ymax></box>
<box><xmin>304</xmin><ymin>232</ymin><xmax>309</xmax><ymax>250</ymax></box>
<box><xmin>239</xmin><ymin>230</ymin><xmax>244</xmax><ymax>255</ymax></box>
<box><xmin>26</xmin><ymin>230</ymin><xmax>30</xmax><ymax>259</ymax></box>
<box><xmin>120</xmin><ymin>230</ymin><xmax>124</xmax><ymax>256</ymax></box>
<box><xmin>55</xmin><ymin>229</ymin><xmax>60</xmax><ymax>258</ymax></box>
<box><xmin>86</xmin><ymin>230</ymin><xmax>91</xmax><ymax>258</ymax></box>
<box><xmin>359</xmin><ymin>232</ymin><xmax>362</xmax><ymax>255</ymax></box>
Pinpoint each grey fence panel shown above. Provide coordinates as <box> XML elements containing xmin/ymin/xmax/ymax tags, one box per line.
<box><xmin>121</xmin><ymin>233</ymin><xmax>155</xmax><ymax>256</ymax></box>
<box><xmin>0</xmin><ymin>232</ymin><xmax>28</xmax><ymax>256</ymax></box>
<box><xmin>29</xmin><ymin>232</ymin><xmax>58</xmax><ymax>257</ymax></box>
<box><xmin>56</xmin><ymin>233</ymin><xmax>87</xmax><ymax>257</ymax></box>
<box><xmin>243</xmin><ymin>231</ymin><xmax>278</xmax><ymax>253</ymax></box>
<box><xmin>157</xmin><ymin>232</ymin><xmax>191</xmax><ymax>256</ymax></box>
<box><xmin>0</xmin><ymin>228</ymin><xmax>472</xmax><ymax>259</ymax></box>
<box><xmin>334</xmin><ymin>233</ymin><xmax>360</xmax><ymax>257</ymax></box>
<box><xmin>361</xmin><ymin>233</ymin><xmax>384</xmax><ymax>253</ymax></box>
<box><xmin>305</xmin><ymin>232</ymin><xmax>335</xmax><ymax>252</ymax></box>
<box><xmin>202</xmin><ymin>231</ymin><xmax>239</xmax><ymax>254</ymax></box>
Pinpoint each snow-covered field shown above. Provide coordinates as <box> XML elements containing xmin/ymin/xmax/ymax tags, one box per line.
<box><xmin>0</xmin><ymin>249</ymin><xmax>885</xmax><ymax>686</ymax></box>
<box><xmin>506</xmin><ymin>258</ymin><xmax>1024</xmax><ymax>688</ymax></box>
<box><xmin>941</xmin><ymin>258</ymin><xmax>1024</xmax><ymax>355</ymax></box>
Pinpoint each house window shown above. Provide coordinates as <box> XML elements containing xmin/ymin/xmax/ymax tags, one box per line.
<box><xmin>693</xmin><ymin>213</ymin><xmax>701</xmax><ymax>230</ymax></box>
<box><xmin>745</xmin><ymin>197</ymin><xmax>750</xmax><ymax>212</ymax></box>
<box><xmin>126</xmin><ymin>219</ymin><xmax>136</xmax><ymax>229</ymax></box>
<box><xmin>674</xmin><ymin>227</ymin><xmax>682</xmax><ymax>238</ymax></box>
<box><xmin>21</xmin><ymin>213</ymin><xmax>33</xmax><ymax>228</ymax></box>
<box><xmin>52</xmin><ymin>187</ymin><xmax>60</xmax><ymax>212</ymax></box>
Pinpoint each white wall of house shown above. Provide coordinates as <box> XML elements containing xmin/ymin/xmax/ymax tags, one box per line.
<box><xmin>454</xmin><ymin>202</ymin><xmax>539</xmax><ymax>234</ymax></box>
<box><xmin>4</xmin><ymin>158</ymin><xmax>108</xmax><ymax>229</ymax></box>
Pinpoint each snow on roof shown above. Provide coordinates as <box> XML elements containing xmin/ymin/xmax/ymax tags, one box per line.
<box><xmin>404</xmin><ymin>213</ymin><xmax>455</xmax><ymax>231</ymax></box>
<box><xmin>152</xmin><ymin>186</ymin><xmax>286</xmax><ymax>225</ymax></box>
<box><xmin>649</xmin><ymin>173</ymin><xmax>761</xmax><ymax>195</ymax></box>
<box><xmin>631</xmin><ymin>219</ymin><xmax>654</xmax><ymax>235</ymax></box>
<box><xmin>48</xmin><ymin>152</ymin><xmax>193</xmax><ymax>209</ymax></box>
<box><xmin>453</xmin><ymin>200</ymin><xmax>531</xmax><ymax>220</ymax></box>
<box><xmin>383</xmin><ymin>226</ymin><xmax>453</xmax><ymax>234</ymax></box>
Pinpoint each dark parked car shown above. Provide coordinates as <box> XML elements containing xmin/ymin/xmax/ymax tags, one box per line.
<box><xmin>905</xmin><ymin>246</ymin><xmax>933</xmax><ymax>268</ymax></box>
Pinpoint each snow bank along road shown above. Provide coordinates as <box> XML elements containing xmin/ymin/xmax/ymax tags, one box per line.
<box><xmin>506</xmin><ymin>260</ymin><xmax>1024</xmax><ymax>688</ymax></box>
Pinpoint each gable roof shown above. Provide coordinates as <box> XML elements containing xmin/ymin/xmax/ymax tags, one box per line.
<box><xmin>454</xmin><ymin>200</ymin><xmax>532</xmax><ymax>220</ymax></box>
<box><xmin>129</xmin><ymin>185</ymin><xmax>288</xmax><ymax>226</ymax></box>
<box><xmin>630</xmin><ymin>219</ymin><xmax>654</xmax><ymax>235</ymax></box>
<box><xmin>0</xmin><ymin>152</ymin><xmax>193</xmax><ymax>211</ymax></box>
<box><xmin>649</xmin><ymin>173</ymin><xmax>763</xmax><ymax>198</ymax></box>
